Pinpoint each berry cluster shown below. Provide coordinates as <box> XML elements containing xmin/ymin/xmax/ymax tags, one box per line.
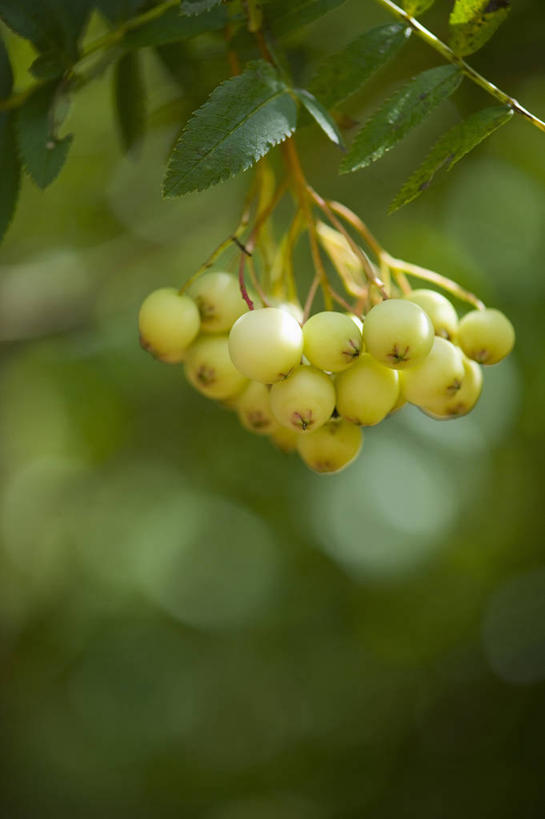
<box><xmin>139</xmin><ymin>271</ymin><xmax>514</xmax><ymax>474</ymax></box>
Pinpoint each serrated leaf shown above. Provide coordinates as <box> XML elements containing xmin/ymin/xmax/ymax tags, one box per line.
<box><xmin>163</xmin><ymin>60</ymin><xmax>297</xmax><ymax>198</ymax></box>
<box><xmin>181</xmin><ymin>0</ymin><xmax>222</xmax><ymax>14</ymax></box>
<box><xmin>0</xmin><ymin>32</ymin><xmax>13</xmax><ymax>97</ymax></box>
<box><xmin>17</xmin><ymin>81</ymin><xmax>73</xmax><ymax>189</ymax></box>
<box><xmin>295</xmin><ymin>88</ymin><xmax>344</xmax><ymax>148</ymax></box>
<box><xmin>390</xmin><ymin>104</ymin><xmax>513</xmax><ymax>211</ymax></box>
<box><xmin>309</xmin><ymin>23</ymin><xmax>409</xmax><ymax>109</ymax></box>
<box><xmin>0</xmin><ymin>113</ymin><xmax>21</xmax><ymax>242</ymax></box>
<box><xmin>402</xmin><ymin>0</ymin><xmax>436</xmax><ymax>15</ymax></box>
<box><xmin>114</xmin><ymin>51</ymin><xmax>145</xmax><ymax>153</ymax></box>
<box><xmin>266</xmin><ymin>0</ymin><xmax>348</xmax><ymax>38</ymax></box>
<box><xmin>449</xmin><ymin>0</ymin><xmax>510</xmax><ymax>57</ymax></box>
<box><xmin>340</xmin><ymin>65</ymin><xmax>463</xmax><ymax>173</ymax></box>
<box><xmin>0</xmin><ymin>0</ymin><xmax>93</xmax><ymax>63</ymax></box>
<box><xmin>123</xmin><ymin>4</ymin><xmax>226</xmax><ymax>48</ymax></box>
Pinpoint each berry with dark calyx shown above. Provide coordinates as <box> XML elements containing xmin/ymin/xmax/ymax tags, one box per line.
<box><xmin>185</xmin><ymin>335</ymin><xmax>247</xmax><ymax>399</ymax></box>
<box><xmin>188</xmin><ymin>271</ymin><xmax>248</xmax><ymax>333</ymax></box>
<box><xmin>269</xmin><ymin>365</ymin><xmax>336</xmax><ymax>433</ymax></box>
<box><xmin>457</xmin><ymin>308</ymin><xmax>515</xmax><ymax>365</ymax></box>
<box><xmin>422</xmin><ymin>356</ymin><xmax>483</xmax><ymax>419</ymax></box>
<box><xmin>303</xmin><ymin>311</ymin><xmax>362</xmax><ymax>373</ymax></box>
<box><xmin>363</xmin><ymin>298</ymin><xmax>434</xmax><ymax>370</ymax></box>
<box><xmin>297</xmin><ymin>418</ymin><xmax>362</xmax><ymax>474</ymax></box>
<box><xmin>138</xmin><ymin>287</ymin><xmax>200</xmax><ymax>363</ymax></box>
<box><xmin>229</xmin><ymin>307</ymin><xmax>304</xmax><ymax>384</ymax></box>
<box><xmin>236</xmin><ymin>381</ymin><xmax>279</xmax><ymax>435</ymax></box>
<box><xmin>403</xmin><ymin>336</ymin><xmax>465</xmax><ymax>407</ymax></box>
<box><xmin>406</xmin><ymin>289</ymin><xmax>458</xmax><ymax>341</ymax></box>
<box><xmin>335</xmin><ymin>353</ymin><xmax>399</xmax><ymax>426</ymax></box>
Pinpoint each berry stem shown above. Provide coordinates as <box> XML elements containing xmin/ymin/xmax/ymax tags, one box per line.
<box><xmin>282</xmin><ymin>139</ymin><xmax>333</xmax><ymax>311</ymax></box>
<box><xmin>307</xmin><ymin>188</ymin><xmax>388</xmax><ymax>299</ymax></box>
<box><xmin>302</xmin><ymin>273</ymin><xmax>322</xmax><ymax>323</ymax></box>
<box><xmin>326</xmin><ymin>285</ymin><xmax>360</xmax><ymax>316</ymax></box>
<box><xmin>372</xmin><ymin>0</ymin><xmax>545</xmax><ymax>135</ymax></box>
<box><xmin>384</xmin><ymin>254</ymin><xmax>485</xmax><ymax>310</ymax></box>
<box><xmin>246</xmin><ymin>254</ymin><xmax>272</xmax><ymax>307</ymax></box>
<box><xmin>238</xmin><ymin>253</ymin><xmax>255</xmax><ymax>310</ymax></box>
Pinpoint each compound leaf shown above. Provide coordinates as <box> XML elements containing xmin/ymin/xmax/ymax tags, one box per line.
<box><xmin>309</xmin><ymin>23</ymin><xmax>409</xmax><ymax>109</ymax></box>
<box><xmin>390</xmin><ymin>104</ymin><xmax>513</xmax><ymax>211</ymax></box>
<box><xmin>341</xmin><ymin>65</ymin><xmax>463</xmax><ymax>173</ymax></box>
<box><xmin>0</xmin><ymin>113</ymin><xmax>21</xmax><ymax>242</ymax></box>
<box><xmin>17</xmin><ymin>81</ymin><xmax>73</xmax><ymax>189</ymax></box>
<box><xmin>449</xmin><ymin>0</ymin><xmax>510</xmax><ymax>56</ymax></box>
<box><xmin>0</xmin><ymin>0</ymin><xmax>92</xmax><ymax>63</ymax></box>
<box><xmin>266</xmin><ymin>0</ymin><xmax>348</xmax><ymax>38</ymax></box>
<box><xmin>0</xmin><ymin>32</ymin><xmax>13</xmax><ymax>98</ymax></box>
<box><xmin>164</xmin><ymin>61</ymin><xmax>297</xmax><ymax>197</ymax></box>
<box><xmin>295</xmin><ymin>88</ymin><xmax>344</xmax><ymax>148</ymax></box>
<box><xmin>402</xmin><ymin>0</ymin><xmax>436</xmax><ymax>15</ymax></box>
<box><xmin>123</xmin><ymin>4</ymin><xmax>226</xmax><ymax>47</ymax></box>
<box><xmin>114</xmin><ymin>51</ymin><xmax>146</xmax><ymax>152</ymax></box>
<box><xmin>95</xmin><ymin>0</ymin><xmax>147</xmax><ymax>23</ymax></box>
<box><xmin>181</xmin><ymin>0</ymin><xmax>222</xmax><ymax>14</ymax></box>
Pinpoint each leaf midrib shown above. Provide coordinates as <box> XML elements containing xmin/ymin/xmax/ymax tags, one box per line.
<box><xmin>169</xmin><ymin>86</ymin><xmax>291</xmax><ymax>185</ymax></box>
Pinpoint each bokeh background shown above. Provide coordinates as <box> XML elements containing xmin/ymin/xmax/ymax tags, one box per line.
<box><xmin>1</xmin><ymin>1</ymin><xmax>545</xmax><ymax>816</ymax></box>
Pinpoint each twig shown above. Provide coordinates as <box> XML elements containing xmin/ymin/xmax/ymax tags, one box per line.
<box><xmin>373</xmin><ymin>0</ymin><xmax>545</xmax><ymax>135</ymax></box>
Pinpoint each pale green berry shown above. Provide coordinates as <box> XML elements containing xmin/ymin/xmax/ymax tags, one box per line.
<box><xmin>389</xmin><ymin>371</ymin><xmax>407</xmax><ymax>415</ymax></box>
<box><xmin>335</xmin><ymin>353</ymin><xmax>399</xmax><ymax>426</ymax></box>
<box><xmin>457</xmin><ymin>308</ymin><xmax>515</xmax><ymax>365</ymax></box>
<box><xmin>229</xmin><ymin>307</ymin><xmax>303</xmax><ymax>384</ymax></box>
<box><xmin>297</xmin><ymin>418</ymin><xmax>363</xmax><ymax>474</ymax></box>
<box><xmin>303</xmin><ymin>311</ymin><xmax>362</xmax><ymax>373</ymax></box>
<box><xmin>422</xmin><ymin>356</ymin><xmax>483</xmax><ymax>419</ymax></box>
<box><xmin>363</xmin><ymin>299</ymin><xmax>434</xmax><ymax>369</ymax></box>
<box><xmin>188</xmin><ymin>271</ymin><xmax>247</xmax><ymax>333</ymax></box>
<box><xmin>236</xmin><ymin>381</ymin><xmax>279</xmax><ymax>436</ymax></box>
<box><xmin>403</xmin><ymin>337</ymin><xmax>465</xmax><ymax>407</ymax></box>
<box><xmin>406</xmin><ymin>289</ymin><xmax>458</xmax><ymax>340</ymax></box>
<box><xmin>185</xmin><ymin>335</ymin><xmax>247</xmax><ymax>399</ymax></box>
<box><xmin>138</xmin><ymin>287</ymin><xmax>200</xmax><ymax>363</ymax></box>
<box><xmin>274</xmin><ymin>300</ymin><xmax>304</xmax><ymax>324</ymax></box>
<box><xmin>270</xmin><ymin>426</ymin><xmax>299</xmax><ymax>453</ymax></box>
<box><xmin>347</xmin><ymin>314</ymin><xmax>364</xmax><ymax>333</ymax></box>
<box><xmin>269</xmin><ymin>365</ymin><xmax>336</xmax><ymax>433</ymax></box>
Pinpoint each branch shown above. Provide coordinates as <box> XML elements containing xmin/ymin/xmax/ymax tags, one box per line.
<box><xmin>0</xmin><ymin>0</ymin><xmax>179</xmax><ymax>112</ymax></box>
<box><xmin>373</xmin><ymin>0</ymin><xmax>545</xmax><ymax>135</ymax></box>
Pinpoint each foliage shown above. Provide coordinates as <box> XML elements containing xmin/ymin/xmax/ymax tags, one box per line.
<box><xmin>0</xmin><ymin>0</ymin><xmax>539</xmax><ymax>242</ymax></box>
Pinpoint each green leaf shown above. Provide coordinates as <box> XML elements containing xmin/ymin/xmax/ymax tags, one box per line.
<box><xmin>95</xmin><ymin>0</ymin><xmax>147</xmax><ymax>23</ymax></box>
<box><xmin>0</xmin><ymin>32</ymin><xmax>13</xmax><ymax>97</ymax></box>
<box><xmin>164</xmin><ymin>60</ymin><xmax>297</xmax><ymax>198</ymax></box>
<box><xmin>0</xmin><ymin>0</ymin><xmax>93</xmax><ymax>63</ymax></box>
<box><xmin>181</xmin><ymin>0</ymin><xmax>222</xmax><ymax>14</ymax></box>
<box><xmin>17</xmin><ymin>81</ymin><xmax>73</xmax><ymax>189</ymax></box>
<box><xmin>29</xmin><ymin>51</ymin><xmax>66</xmax><ymax>80</ymax></box>
<box><xmin>123</xmin><ymin>5</ymin><xmax>227</xmax><ymax>48</ymax></box>
<box><xmin>449</xmin><ymin>0</ymin><xmax>510</xmax><ymax>57</ymax></box>
<box><xmin>0</xmin><ymin>113</ymin><xmax>21</xmax><ymax>242</ymax></box>
<box><xmin>390</xmin><ymin>104</ymin><xmax>513</xmax><ymax>211</ymax></box>
<box><xmin>340</xmin><ymin>65</ymin><xmax>463</xmax><ymax>173</ymax></box>
<box><xmin>114</xmin><ymin>51</ymin><xmax>146</xmax><ymax>153</ymax></box>
<box><xmin>266</xmin><ymin>0</ymin><xmax>348</xmax><ymax>38</ymax></box>
<box><xmin>402</xmin><ymin>0</ymin><xmax>436</xmax><ymax>15</ymax></box>
<box><xmin>295</xmin><ymin>88</ymin><xmax>344</xmax><ymax>148</ymax></box>
<box><xmin>309</xmin><ymin>23</ymin><xmax>409</xmax><ymax>109</ymax></box>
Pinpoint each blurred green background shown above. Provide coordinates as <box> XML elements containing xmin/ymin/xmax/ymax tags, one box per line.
<box><xmin>2</xmin><ymin>1</ymin><xmax>545</xmax><ymax>816</ymax></box>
